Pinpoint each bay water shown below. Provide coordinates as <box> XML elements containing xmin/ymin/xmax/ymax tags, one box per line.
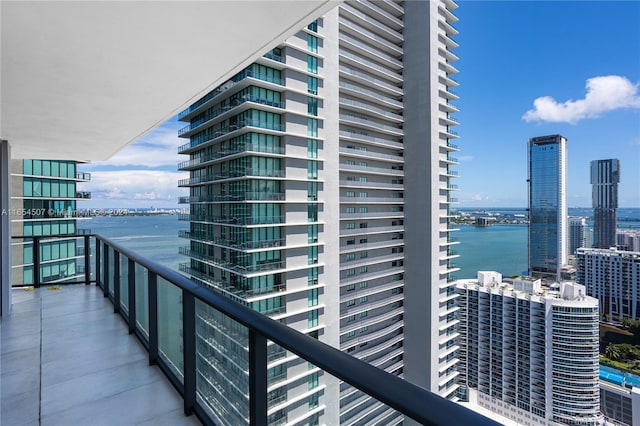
<box><xmin>83</xmin><ymin>208</ymin><xmax>640</xmax><ymax>279</ymax></box>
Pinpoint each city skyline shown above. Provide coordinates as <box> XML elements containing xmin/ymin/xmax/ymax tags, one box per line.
<box><xmin>79</xmin><ymin>1</ymin><xmax>640</xmax><ymax>209</ymax></box>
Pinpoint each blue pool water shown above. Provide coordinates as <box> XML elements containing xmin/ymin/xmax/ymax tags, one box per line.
<box><xmin>600</xmin><ymin>365</ymin><xmax>640</xmax><ymax>388</ymax></box>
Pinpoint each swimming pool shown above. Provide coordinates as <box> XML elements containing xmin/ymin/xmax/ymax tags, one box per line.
<box><xmin>600</xmin><ymin>365</ymin><xmax>640</xmax><ymax>388</ymax></box>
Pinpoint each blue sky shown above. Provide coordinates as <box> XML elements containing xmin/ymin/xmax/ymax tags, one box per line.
<box><xmin>79</xmin><ymin>1</ymin><xmax>640</xmax><ymax>209</ymax></box>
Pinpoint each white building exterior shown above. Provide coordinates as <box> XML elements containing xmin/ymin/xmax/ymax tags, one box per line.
<box><xmin>618</xmin><ymin>230</ymin><xmax>640</xmax><ymax>252</ymax></box>
<box><xmin>576</xmin><ymin>247</ymin><xmax>640</xmax><ymax>321</ymax></box>
<box><xmin>457</xmin><ymin>273</ymin><xmax>601</xmax><ymax>426</ymax></box>
<box><xmin>177</xmin><ymin>1</ymin><xmax>462</xmax><ymax>423</ymax></box>
<box><xmin>601</xmin><ymin>379</ymin><xmax>640</xmax><ymax>426</ymax></box>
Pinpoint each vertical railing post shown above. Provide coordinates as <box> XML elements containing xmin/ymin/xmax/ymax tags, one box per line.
<box><xmin>83</xmin><ymin>234</ymin><xmax>91</xmax><ymax>285</ymax></box>
<box><xmin>182</xmin><ymin>291</ymin><xmax>196</xmax><ymax>416</ymax></box>
<box><xmin>128</xmin><ymin>258</ymin><xmax>136</xmax><ymax>334</ymax></box>
<box><xmin>33</xmin><ymin>236</ymin><xmax>40</xmax><ymax>288</ymax></box>
<box><xmin>103</xmin><ymin>244</ymin><xmax>109</xmax><ymax>297</ymax></box>
<box><xmin>249</xmin><ymin>331</ymin><xmax>268</xmax><ymax>426</ymax></box>
<box><xmin>96</xmin><ymin>238</ymin><xmax>101</xmax><ymax>289</ymax></box>
<box><xmin>148</xmin><ymin>271</ymin><xmax>158</xmax><ymax>366</ymax></box>
<box><xmin>113</xmin><ymin>251</ymin><xmax>120</xmax><ymax>313</ymax></box>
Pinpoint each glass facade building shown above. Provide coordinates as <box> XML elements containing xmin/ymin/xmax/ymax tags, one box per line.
<box><xmin>590</xmin><ymin>158</ymin><xmax>620</xmax><ymax>249</ymax></box>
<box><xmin>10</xmin><ymin>159</ymin><xmax>90</xmax><ymax>285</ymax></box>
<box><xmin>568</xmin><ymin>217</ymin><xmax>587</xmax><ymax>255</ymax></box>
<box><xmin>177</xmin><ymin>1</ymin><xmax>461</xmax><ymax>424</ymax></box>
<box><xmin>528</xmin><ymin>135</ymin><xmax>567</xmax><ymax>280</ymax></box>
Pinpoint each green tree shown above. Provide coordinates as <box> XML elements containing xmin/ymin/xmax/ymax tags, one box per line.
<box><xmin>605</xmin><ymin>343</ymin><xmax>623</xmax><ymax>361</ymax></box>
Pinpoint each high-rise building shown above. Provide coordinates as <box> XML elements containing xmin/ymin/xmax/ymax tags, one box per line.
<box><xmin>176</xmin><ymin>1</ymin><xmax>461</xmax><ymax>423</ymax></box>
<box><xmin>618</xmin><ymin>229</ymin><xmax>640</xmax><ymax>252</ymax></box>
<box><xmin>457</xmin><ymin>273</ymin><xmax>601</xmax><ymax>426</ymax></box>
<box><xmin>568</xmin><ymin>217</ymin><xmax>587</xmax><ymax>255</ymax></box>
<box><xmin>528</xmin><ymin>134</ymin><xmax>568</xmax><ymax>280</ymax></box>
<box><xmin>591</xmin><ymin>158</ymin><xmax>620</xmax><ymax>249</ymax></box>
<box><xmin>576</xmin><ymin>247</ymin><xmax>640</xmax><ymax>321</ymax></box>
<box><xmin>10</xmin><ymin>159</ymin><xmax>90</xmax><ymax>285</ymax></box>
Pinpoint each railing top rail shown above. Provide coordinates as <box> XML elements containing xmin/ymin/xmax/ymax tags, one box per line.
<box><xmin>95</xmin><ymin>233</ymin><xmax>499</xmax><ymax>426</ymax></box>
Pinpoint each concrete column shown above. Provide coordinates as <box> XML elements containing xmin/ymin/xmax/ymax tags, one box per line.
<box><xmin>1</xmin><ymin>139</ymin><xmax>12</xmax><ymax>316</ymax></box>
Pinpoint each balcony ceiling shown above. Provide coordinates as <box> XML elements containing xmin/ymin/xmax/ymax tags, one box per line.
<box><xmin>0</xmin><ymin>0</ymin><xmax>338</xmax><ymax>160</ymax></box>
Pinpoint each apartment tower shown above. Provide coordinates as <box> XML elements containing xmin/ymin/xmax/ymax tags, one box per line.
<box><xmin>177</xmin><ymin>1</ymin><xmax>461</xmax><ymax>424</ymax></box>
<box><xmin>528</xmin><ymin>134</ymin><xmax>568</xmax><ymax>280</ymax></box>
<box><xmin>457</xmin><ymin>273</ymin><xmax>601</xmax><ymax>426</ymax></box>
<box><xmin>568</xmin><ymin>217</ymin><xmax>587</xmax><ymax>255</ymax></box>
<box><xmin>10</xmin><ymin>159</ymin><xmax>90</xmax><ymax>285</ymax></box>
<box><xmin>591</xmin><ymin>158</ymin><xmax>620</xmax><ymax>249</ymax></box>
<box><xmin>577</xmin><ymin>247</ymin><xmax>640</xmax><ymax>321</ymax></box>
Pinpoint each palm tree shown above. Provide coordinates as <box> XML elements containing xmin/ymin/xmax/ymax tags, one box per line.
<box><xmin>605</xmin><ymin>343</ymin><xmax>623</xmax><ymax>361</ymax></box>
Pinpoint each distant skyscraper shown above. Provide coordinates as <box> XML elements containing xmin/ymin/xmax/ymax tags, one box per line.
<box><xmin>568</xmin><ymin>217</ymin><xmax>587</xmax><ymax>255</ymax></box>
<box><xmin>591</xmin><ymin>159</ymin><xmax>620</xmax><ymax>249</ymax></box>
<box><xmin>528</xmin><ymin>134</ymin><xmax>568</xmax><ymax>280</ymax></box>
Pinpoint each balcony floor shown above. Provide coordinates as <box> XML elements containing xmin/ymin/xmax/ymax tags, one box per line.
<box><xmin>1</xmin><ymin>284</ymin><xmax>201</xmax><ymax>426</ymax></box>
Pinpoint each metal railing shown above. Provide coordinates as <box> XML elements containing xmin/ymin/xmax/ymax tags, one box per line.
<box><xmin>12</xmin><ymin>232</ymin><xmax>499</xmax><ymax>426</ymax></box>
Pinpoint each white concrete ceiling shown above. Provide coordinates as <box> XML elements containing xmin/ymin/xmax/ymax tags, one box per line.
<box><xmin>0</xmin><ymin>0</ymin><xmax>339</xmax><ymax>161</ymax></box>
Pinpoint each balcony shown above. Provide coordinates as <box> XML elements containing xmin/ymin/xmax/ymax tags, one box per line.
<box><xmin>2</xmin><ymin>284</ymin><xmax>200</xmax><ymax>426</ymax></box>
<box><xmin>75</xmin><ymin>191</ymin><xmax>92</xmax><ymax>199</ymax></box>
<box><xmin>2</xmin><ymin>234</ymin><xmax>498</xmax><ymax>426</ymax></box>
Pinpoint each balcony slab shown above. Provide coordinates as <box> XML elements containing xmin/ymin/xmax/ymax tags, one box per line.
<box><xmin>1</xmin><ymin>285</ymin><xmax>201</xmax><ymax>426</ymax></box>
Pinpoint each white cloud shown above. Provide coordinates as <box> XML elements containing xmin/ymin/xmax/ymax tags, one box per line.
<box><xmin>469</xmin><ymin>193</ymin><xmax>488</xmax><ymax>202</ymax></box>
<box><xmin>522</xmin><ymin>75</ymin><xmax>640</xmax><ymax>124</ymax></box>
<box><xmin>78</xmin><ymin>170</ymin><xmax>187</xmax><ymax>208</ymax></box>
<box><xmin>458</xmin><ymin>155</ymin><xmax>473</xmax><ymax>162</ymax></box>
<box><xmin>89</xmin><ymin>123</ymin><xmax>183</xmax><ymax>168</ymax></box>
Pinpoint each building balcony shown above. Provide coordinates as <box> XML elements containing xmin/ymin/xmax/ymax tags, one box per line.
<box><xmin>178</xmin><ymin>169</ymin><xmax>285</xmax><ymax>187</ymax></box>
<box><xmin>177</xmin><ymin>121</ymin><xmax>285</xmax><ymax>154</ymax></box>
<box><xmin>75</xmin><ymin>191</ymin><xmax>92</xmax><ymax>199</ymax></box>
<box><xmin>2</xmin><ymin>234</ymin><xmax>498</xmax><ymax>426</ymax></box>
<box><xmin>177</xmin><ymin>213</ymin><xmax>285</xmax><ymax>226</ymax></box>
<box><xmin>339</xmin><ymin>146</ymin><xmax>404</xmax><ymax>162</ymax></box>
<box><xmin>339</xmin><ymin>162</ymin><xmax>404</xmax><ymax>177</ymax></box>
<box><xmin>75</xmin><ymin>172</ymin><xmax>92</xmax><ymax>181</ymax></box>
<box><xmin>338</xmin><ymin>65</ymin><xmax>403</xmax><ymax>97</ymax></box>
<box><xmin>178</xmin><ymin>97</ymin><xmax>285</xmax><ymax>138</ymax></box>
<box><xmin>178</xmin><ymin>143</ymin><xmax>285</xmax><ymax>170</ymax></box>
<box><xmin>178</xmin><ymin>192</ymin><xmax>286</xmax><ymax>204</ymax></box>
<box><xmin>339</xmin><ymin>129</ymin><xmax>403</xmax><ymax>150</ymax></box>
<box><xmin>177</xmin><ymin>69</ymin><xmax>285</xmax><ymax>122</ymax></box>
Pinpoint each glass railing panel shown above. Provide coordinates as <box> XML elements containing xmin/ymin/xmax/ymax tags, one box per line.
<box><xmin>119</xmin><ymin>253</ymin><xmax>129</xmax><ymax>315</ymax></box>
<box><xmin>195</xmin><ymin>299</ymin><xmax>249</xmax><ymax>426</ymax></box>
<box><xmin>135</xmin><ymin>263</ymin><xmax>149</xmax><ymax>337</ymax></box>
<box><xmin>337</xmin><ymin>371</ymin><xmax>406</xmax><ymax>426</ymax></box>
<box><xmin>98</xmin><ymin>240</ymin><xmax>105</xmax><ymax>287</ymax></box>
<box><xmin>107</xmin><ymin>245</ymin><xmax>115</xmax><ymax>297</ymax></box>
<box><xmin>157</xmin><ymin>276</ymin><xmax>184</xmax><ymax>379</ymax></box>
<box><xmin>9</xmin><ymin>237</ymin><xmax>31</xmax><ymax>286</ymax></box>
<box><xmin>10</xmin><ymin>235</ymin><xmax>93</xmax><ymax>286</ymax></box>
<box><xmin>85</xmin><ymin>235</ymin><xmax>96</xmax><ymax>282</ymax></box>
